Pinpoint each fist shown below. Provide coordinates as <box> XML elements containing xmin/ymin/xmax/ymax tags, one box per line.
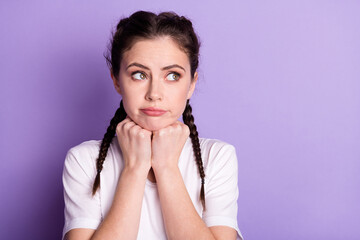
<box><xmin>116</xmin><ymin>117</ymin><xmax>152</xmax><ymax>171</ymax></box>
<box><xmin>151</xmin><ymin>121</ymin><xmax>190</xmax><ymax>171</ymax></box>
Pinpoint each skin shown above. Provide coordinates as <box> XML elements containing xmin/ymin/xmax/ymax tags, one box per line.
<box><xmin>115</xmin><ymin>36</ymin><xmax>196</xmax><ymax>131</ymax></box>
<box><xmin>65</xmin><ymin>36</ymin><xmax>237</xmax><ymax>240</ymax></box>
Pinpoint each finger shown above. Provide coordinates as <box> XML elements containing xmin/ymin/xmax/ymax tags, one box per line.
<box><xmin>183</xmin><ymin>124</ymin><xmax>190</xmax><ymax>135</ymax></box>
<box><xmin>122</xmin><ymin>120</ymin><xmax>136</xmax><ymax>132</ymax></box>
<box><xmin>175</xmin><ymin>120</ymin><xmax>183</xmax><ymax>125</ymax></box>
<box><xmin>174</xmin><ymin>121</ymin><xmax>186</xmax><ymax>130</ymax></box>
<box><xmin>140</xmin><ymin>127</ymin><xmax>152</xmax><ymax>136</ymax></box>
<box><xmin>119</xmin><ymin>117</ymin><xmax>131</xmax><ymax>126</ymax></box>
<box><xmin>116</xmin><ymin>118</ymin><xmax>131</xmax><ymax>130</ymax></box>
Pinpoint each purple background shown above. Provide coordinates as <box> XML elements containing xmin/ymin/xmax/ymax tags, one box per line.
<box><xmin>1</xmin><ymin>1</ymin><xmax>359</xmax><ymax>239</ymax></box>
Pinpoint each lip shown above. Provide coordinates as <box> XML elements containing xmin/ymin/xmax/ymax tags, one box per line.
<box><xmin>140</xmin><ymin>107</ymin><xmax>167</xmax><ymax>116</ymax></box>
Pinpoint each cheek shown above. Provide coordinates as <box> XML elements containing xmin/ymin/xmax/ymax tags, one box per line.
<box><xmin>119</xmin><ymin>82</ymin><xmax>140</xmax><ymax>106</ymax></box>
<box><xmin>120</xmin><ymin>90</ymin><xmax>136</xmax><ymax>115</ymax></box>
<box><xmin>170</xmin><ymin>88</ymin><xmax>189</xmax><ymax>112</ymax></box>
<box><xmin>122</xmin><ymin>96</ymin><xmax>138</xmax><ymax>116</ymax></box>
<box><xmin>171</xmin><ymin>83</ymin><xmax>191</xmax><ymax>98</ymax></box>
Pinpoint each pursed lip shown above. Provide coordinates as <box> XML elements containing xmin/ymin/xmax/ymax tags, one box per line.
<box><xmin>140</xmin><ymin>107</ymin><xmax>167</xmax><ymax>116</ymax></box>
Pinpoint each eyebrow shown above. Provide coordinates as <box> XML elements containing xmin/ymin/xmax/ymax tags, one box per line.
<box><xmin>126</xmin><ymin>62</ymin><xmax>186</xmax><ymax>73</ymax></box>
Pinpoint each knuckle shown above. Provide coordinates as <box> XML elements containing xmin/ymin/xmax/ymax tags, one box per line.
<box><xmin>139</xmin><ymin>130</ymin><xmax>151</xmax><ymax>139</ymax></box>
<box><xmin>158</xmin><ymin>129</ymin><xmax>166</xmax><ymax>137</ymax></box>
<box><xmin>184</xmin><ymin>125</ymin><xmax>190</xmax><ymax>134</ymax></box>
<box><xmin>138</xmin><ymin>131</ymin><xmax>145</xmax><ymax>139</ymax></box>
<box><xmin>129</xmin><ymin>125</ymin><xmax>139</xmax><ymax>135</ymax></box>
<box><xmin>123</xmin><ymin>121</ymin><xmax>134</xmax><ymax>131</ymax></box>
<box><xmin>116</xmin><ymin>123</ymin><xmax>123</xmax><ymax>133</ymax></box>
<box><xmin>172</xmin><ymin>124</ymin><xmax>181</xmax><ymax>133</ymax></box>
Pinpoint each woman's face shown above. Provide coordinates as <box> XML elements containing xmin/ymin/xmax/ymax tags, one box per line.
<box><xmin>112</xmin><ymin>36</ymin><xmax>197</xmax><ymax>131</ymax></box>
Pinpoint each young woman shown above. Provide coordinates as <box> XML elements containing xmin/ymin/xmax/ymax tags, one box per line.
<box><xmin>62</xmin><ymin>10</ymin><xmax>243</xmax><ymax>240</ymax></box>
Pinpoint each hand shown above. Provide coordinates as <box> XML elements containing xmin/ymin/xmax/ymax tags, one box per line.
<box><xmin>116</xmin><ymin>117</ymin><xmax>152</xmax><ymax>173</ymax></box>
<box><xmin>151</xmin><ymin>121</ymin><xmax>190</xmax><ymax>172</ymax></box>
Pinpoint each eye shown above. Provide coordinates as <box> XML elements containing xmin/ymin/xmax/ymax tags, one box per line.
<box><xmin>132</xmin><ymin>72</ymin><xmax>147</xmax><ymax>80</ymax></box>
<box><xmin>166</xmin><ymin>72</ymin><xmax>180</xmax><ymax>81</ymax></box>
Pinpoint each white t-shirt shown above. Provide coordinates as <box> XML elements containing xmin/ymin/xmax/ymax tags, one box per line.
<box><xmin>62</xmin><ymin>137</ymin><xmax>243</xmax><ymax>240</ymax></box>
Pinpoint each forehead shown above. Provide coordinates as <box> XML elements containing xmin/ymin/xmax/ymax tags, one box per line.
<box><xmin>121</xmin><ymin>36</ymin><xmax>190</xmax><ymax>69</ymax></box>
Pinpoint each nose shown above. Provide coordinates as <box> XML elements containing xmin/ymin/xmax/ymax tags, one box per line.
<box><xmin>145</xmin><ymin>79</ymin><xmax>163</xmax><ymax>101</ymax></box>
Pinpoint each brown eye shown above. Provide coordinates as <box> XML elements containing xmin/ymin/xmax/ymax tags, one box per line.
<box><xmin>166</xmin><ymin>72</ymin><xmax>180</xmax><ymax>81</ymax></box>
<box><xmin>132</xmin><ymin>72</ymin><xmax>146</xmax><ymax>80</ymax></box>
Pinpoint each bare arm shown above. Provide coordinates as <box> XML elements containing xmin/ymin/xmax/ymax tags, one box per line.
<box><xmin>92</xmin><ymin>168</ymin><xmax>149</xmax><ymax>239</ymax></box>
<box><xmin>151</xmin><ymin>122</ymin><xmax>237</xmax><ymax>240</ymax></box>
<box><xmin>154</xmin><ymin>166</ymin><xmax>237</xmax><ymax>240</ymax></box>
<box><xmin>154</xmin><ymin>166</ymin><xmax>215</xmax><ymax>240</ymax></box>
<box><xmin>65</xmin><ymin>118</ymin><xmax>152</xmax><ymax>240</ymax></box>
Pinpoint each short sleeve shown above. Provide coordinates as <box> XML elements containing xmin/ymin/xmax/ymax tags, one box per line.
<box><xmin>202</xmin><ymin>143</ymin><xmax>244</xmax><ymax>240</ymax></box>
<box><xmin>62</xmin><ymin>147</ymin><xmax>102</xmax><ymax>239</ymax></box>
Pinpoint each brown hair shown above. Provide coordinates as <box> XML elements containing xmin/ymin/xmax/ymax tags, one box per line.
<box><xmin>93</xmin><ymin>10</ymin><xmax>205</xmax><ymax>209</ymax></box>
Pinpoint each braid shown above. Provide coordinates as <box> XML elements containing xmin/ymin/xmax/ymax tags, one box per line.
<box><xmin>182</xmin><ymin>99</ymin><xmax>206</xmax><ymax>210</ymax></box>
<box><xmin>92</xmin><ymin>100</ymin><xmax>127</xmax><ymax>195</ymax></box>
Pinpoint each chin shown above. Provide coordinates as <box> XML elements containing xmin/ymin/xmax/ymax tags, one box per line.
<box><xmin>141</xmin><ymin>122</ymin><xmax>167</xmax><ymax>132</ymax></box>
<box><xmin>135</xmin><ymin>118</ymin><xmax>174</xmax><ymax>132</ymax></box>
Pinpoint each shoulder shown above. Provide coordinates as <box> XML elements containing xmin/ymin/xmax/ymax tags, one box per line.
<box><xmin>198</xmin><ymin>138</ymin><xmax>237</xmax><ymax>170</ymax></box>
<box><xmin>67</xmin><ymin>139</ymin><xmax>102</xmax><ymax>155</ymax></box>
<box><xmin>66</xmin><ymin>140</ymin><xmax>102</xmax><ymax>163</ymax></box>
<box><xmin>64</xmin><ymin>140</ymin><xmax>102</xmax><ymax>178</ymax></box>
<box><xmin>199</xmin><ymin>138</ymin><xmax>236</xmax><ymax>159</ymax></box>
<box><xmin>199</xmin><ymin>138</ymin><xmax>235</xmax><ymax>151</ymax></box>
